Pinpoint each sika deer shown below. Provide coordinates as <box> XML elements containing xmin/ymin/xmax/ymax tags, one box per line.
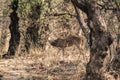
<box><xmin>49</xmin><ymin>34</ymin><xmax>84</xmax><ymax>57</ymax></box>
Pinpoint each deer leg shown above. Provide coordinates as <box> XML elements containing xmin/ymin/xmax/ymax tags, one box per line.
<box><xmin>57</xmin><ymin>48</ymin><xmax>61</xmax><ymax>55</ymax></box>
<box><xmin>57</xmin><ymin>48</ymin><xmax>65</xmax><ymax>60</ymax></box>
<box><xmin>75</xmin><ymin>44</ymin><xmax>85</xmax><ymax>59</ymax></box>
<box><xmin>62</xmin><ymin>48</ymin><xmax>65</xmax><ymax>60</ymax></box>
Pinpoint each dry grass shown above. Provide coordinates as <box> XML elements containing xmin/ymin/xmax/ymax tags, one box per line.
<box><xmin>0</xmin><ymin>44</ymin><xmax>90</xmax><ymax>80</ymax></box>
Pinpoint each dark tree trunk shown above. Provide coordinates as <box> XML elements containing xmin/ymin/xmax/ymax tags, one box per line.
<box><xmin>71</xmin><ymin>0</ymin><xmax>114</xmax><ymax>79</ymax></box>
<box><xmin>85</xmin><ymin>1</ymin><xmax>113</xmax><ymax>80</ymax></box>
<box><xmin>3</xmin><ymin>0</ymin><xmax>20</xmax><ymax>58</ymax></box>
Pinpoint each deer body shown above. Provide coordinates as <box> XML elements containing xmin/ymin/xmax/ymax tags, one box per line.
<box><xmin>49</xmin><ymin>35</ymin><xmax>83</xmax><ymax>56</ymax></box>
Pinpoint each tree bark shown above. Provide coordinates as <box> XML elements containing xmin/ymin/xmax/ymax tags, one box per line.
<box><xmin>86</xmin><ymin>0</ymin><xmax>113</xmax><ymax>79</ymax></box>
<box><xmin>71</xmin><ymin>0</ymin><xmax>114</xmax><ymax>79</ymax></box>
<box><xmin>2</xmin><ymin>0</ymin><xmax>20</xmax><ymax>58</ymax></box>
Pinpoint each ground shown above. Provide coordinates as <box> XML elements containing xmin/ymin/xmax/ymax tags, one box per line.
<box><xmin>0</xmin><ymin>47</ymin><xmax>89</xmax><ymax>80</ymax></box>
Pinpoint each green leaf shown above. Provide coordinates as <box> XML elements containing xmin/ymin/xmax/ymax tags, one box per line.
<box><xmin>3</xmin><ymin>9</ymin><xmax>8</xmax><ymax>16</ymax></box>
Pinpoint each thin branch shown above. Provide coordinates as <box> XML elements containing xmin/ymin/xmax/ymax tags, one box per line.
<box><xmin>71</xmin><ymin>0</ymin><xmax>88</xmax><ymax>15</ymax></box>
<box><xmin>97</xmin><ymin>3</ymin><xmax>120</xmax><ymax>11</ymax></box>
<box><xmin>71</xmin><ymin>0</ymin><xmax>89</xmax><ymax>39</ymax></box>
<box><xmin>48</xmin><ymin>12</ymin><xmax>76</xmax><ymax>17</ymax></box>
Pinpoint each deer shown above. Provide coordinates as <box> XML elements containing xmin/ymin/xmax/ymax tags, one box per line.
<box><xmin>49</xmin><ymin>34</ymin><xmax>84</xmax><ymax>58</ymax></box>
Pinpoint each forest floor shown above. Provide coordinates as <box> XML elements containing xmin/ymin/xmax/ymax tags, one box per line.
<box><xmin>0</xmin><ymin>48</ymin><xmax>89</xmax><ymax>80</ymax></box>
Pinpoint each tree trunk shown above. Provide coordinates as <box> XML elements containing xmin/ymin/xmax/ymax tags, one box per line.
<box><xmin>71</xmin><ymin>0</ymin><xmax>114</xmax><ymax>79</ymax></box>
<box><xmin>85</xmin><ymin>0</ymin><xmax>113</xmax><ymax>79</ymax></box>
<box><xmin>2</xmin><ymin>0</ymin><xmax>20</xmax><ymax>58</ymax></box>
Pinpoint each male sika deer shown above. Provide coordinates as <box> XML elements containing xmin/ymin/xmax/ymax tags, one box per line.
<box><xmin>49</xmin><ymin>34</ymin><xmax>84</xmax><ymax>57</ymax></box>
